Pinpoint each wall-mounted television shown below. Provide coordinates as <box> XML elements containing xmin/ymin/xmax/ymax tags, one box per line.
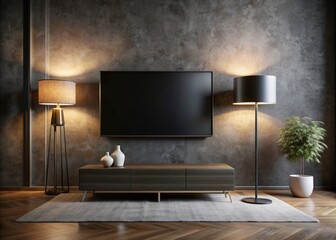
<box><xmin>100</xmin><ymin>71</ymin><xmax>213</xmax><ymax>137</ymax></box>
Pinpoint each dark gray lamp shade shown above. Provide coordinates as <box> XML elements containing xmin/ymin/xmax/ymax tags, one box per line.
<box><xmin>233</xmin><ymin>75</ymin><xmax>276</xmax><ymax>105</ymax></box>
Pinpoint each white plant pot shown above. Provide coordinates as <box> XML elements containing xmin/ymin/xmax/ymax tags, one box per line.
<box><xmin>289</xmin><ymin>174</ymin><xmax>314</xmax><ymax>198</ymax></box>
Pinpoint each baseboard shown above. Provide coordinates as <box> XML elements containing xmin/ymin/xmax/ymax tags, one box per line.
<box><xmin>235</xmin><ymin>186</ymin><xmax>335</xmax><ymax>191</ymax></box>
<box><xmin>235</xmin><ymin>186</ymin><xmax>290</xmax><ymax>190</ymax></box>
<box><xmin>0</xmin><ymin>186</ymin><xmax>79</xmax><ymax>191</ymax></box>
<box><xmin>1</xmin><ymin>186</ymin><xmax>335</xmax><ymax>191</ymax></box>
<box><xmin>0</xmin><ymin>186</ymin><xmax>44</xmax><ymax>191</ymax></box>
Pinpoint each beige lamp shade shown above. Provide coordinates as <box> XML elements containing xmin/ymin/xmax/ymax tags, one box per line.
<box><xmin>38</xmin><ymin>79</ymin><xmax>76</xmax><ymax>105</ymax></box>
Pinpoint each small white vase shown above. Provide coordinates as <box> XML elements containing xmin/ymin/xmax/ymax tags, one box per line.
<box><xmin>100</xmin><ymin>152</ymin><xmax>113</xmax><ymax>167</ymax></box>
<box><xmin>289</xmin><ymin>174</ymin><xmax>314</xmax><ymax>198</ymax></box>
<box><xmin>112</xmin><ymin>145</ymin><xmax>125</xmax><ymax>167</ymax></box>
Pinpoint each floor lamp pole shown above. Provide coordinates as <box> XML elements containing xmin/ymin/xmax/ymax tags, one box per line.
<box><xmin>242</xmin><ymin>103</ymin><xmax>272</xmax><ymax>204</ymax></box>
<box><xmin>255</xmin><ymin>103</ymin><xmax>258</xmax><ymax>201</ymax></box>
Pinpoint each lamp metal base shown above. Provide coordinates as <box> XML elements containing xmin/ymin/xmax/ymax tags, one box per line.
<box><xmin>242</xmin><ymin>197</ymin><xmax>272</xmax><ymax>204</ymax></box>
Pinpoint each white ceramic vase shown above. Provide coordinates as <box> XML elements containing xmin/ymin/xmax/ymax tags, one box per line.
<box><xmin>289</xmin><ymin>174</ymin><xmax>314</xmax><ymax>198</ymax></box>
<box><xmin>112</xmin><ymin>145</ymin><xmax>125</xmax><ymax>167</ymax></box>
<box><xmin>100</xmin><ymin>152</ymin><xmax>113</xmax><ymax>167</ymax></box>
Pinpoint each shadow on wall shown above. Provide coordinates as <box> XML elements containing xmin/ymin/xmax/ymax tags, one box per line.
<box><xmin>214</xmin><ymin>90</ymin><xmax>233</xmax><ymax>111</ymax></box>
<box><xmin>0</xmin><ymin>93</ymin><xmax>24</xmax><ymax>186</ymax></box>
<box><xmin>322</xmin><ymin>0</ymin><xmax>336</xmax><ymax>187</ymax></box>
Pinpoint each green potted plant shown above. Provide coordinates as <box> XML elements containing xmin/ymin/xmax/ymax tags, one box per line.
<box><xmin>278</xmin><ymin>117</ymin><xmax>327</xmax><ymax>197</ymax></box>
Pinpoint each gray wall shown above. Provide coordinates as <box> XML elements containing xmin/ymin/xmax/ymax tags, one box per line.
<box><xmin>0</xmin><ymin>0</ymin><xmax>24</xmax><ymax>186</ymax></box>
<box><xmin>1</xmin><ymin>0</ymin><xmax>335</xmax><ymax>187</ymax></box>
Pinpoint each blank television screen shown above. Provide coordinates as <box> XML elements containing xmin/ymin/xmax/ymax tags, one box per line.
<box><xmin>100</xmin><ymin>71</ymin><xmax>213</xmax><ymax>137</ymax></box>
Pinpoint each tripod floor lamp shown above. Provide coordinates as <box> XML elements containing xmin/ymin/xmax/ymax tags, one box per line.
<box><xmin>38</xmin><ymin>79</ymin><xmax>76</xmax><ymax>195</ymax></box>
<box><xmin>233</xmin><ymin>75</ymin><xmax>276</xmax><ymax>204</ymax></box>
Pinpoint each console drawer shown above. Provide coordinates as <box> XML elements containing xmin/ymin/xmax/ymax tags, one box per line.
<box><xmin>79</xmin><ymin>168</ymin><xmax>131</xmax><ymax>190</ymax></box>
<box><xmin>131</xmin><ymin>169</ymin><xmax>185</xmax><ymax>190</ymax></box>
<box><xmin>186</xmin><ymin>169</ymin><xmax>235</xmax><ymax>190</ymax></box>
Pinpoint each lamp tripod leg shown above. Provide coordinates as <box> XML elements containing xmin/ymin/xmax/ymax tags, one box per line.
<box><xmin>60</xmin><ymin>127</ymin><xmax>64</xmax><ymax>190</ymax></box>
<box><xmin>53</xmin><ymin>125</ymin><xmax>57</xmax><ymax>193</ymax></box>
<box><xmin>45</xmin><ymin>124</ymin><xmax>69</xmax><ymax>195</ymax></box>
<box><xmin>45</xmin><ymin>125</ymin><xmax>52</xmax><ymax>194</ymax></box>
<box><xmin>63</xmin><ymin>126</ymin><xmax>70</xmax><ymax>192</ymax></box>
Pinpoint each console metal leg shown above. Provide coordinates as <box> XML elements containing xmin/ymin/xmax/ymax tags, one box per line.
<box><xmin>81</xmin><ymin>191</ymin><xmax>87</xmax><ymax>202</ymax></box>
<box><xmin>224</xmin><ymin>191</ymin><xmax>232</xmax><ymax>203</ymax></box>
<box><xmin>158</xmin><ymin>192</ymin><xmax>161</xmax><ymax>202</ymax></box>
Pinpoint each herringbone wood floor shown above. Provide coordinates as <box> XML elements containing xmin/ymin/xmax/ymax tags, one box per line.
<box><xmin>0</xmin><ymin>190</ymin><xmax>335</xmax><ymax>240</ymax></box>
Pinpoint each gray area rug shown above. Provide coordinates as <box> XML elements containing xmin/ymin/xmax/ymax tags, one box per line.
<box><xmin>17</xmin><ymin>192</ymin><xmax>318</xmax><ymax>222</ymax></box>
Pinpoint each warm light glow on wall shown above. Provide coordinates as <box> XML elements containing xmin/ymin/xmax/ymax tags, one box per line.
<box><xmin>48</xmin><ymin>56</ymin><xmax>95</xmax><ymax>78</ymax></box>
<box><xmin>33</xmin><ymin>20</ymin><xmax>126</xmax><ymax>79</ymax></box>
<box><xmin>45</xmin><ymin>35</ymin><xmax>125</xmax><ymax>78</ymax></box>
<box><xmin>213</xmin><ymin>25</ymin><xmax>281</xmax><ymax>76</ymax></box>
<box><xmin>217</xmin><ymin>50</ymin><xmax>267</xmax><ymax>76</ymax></box>
<box><xmin>214</xmin><ymin>110</ymin><xmax>281</xmax><ymax>144</ymax></box>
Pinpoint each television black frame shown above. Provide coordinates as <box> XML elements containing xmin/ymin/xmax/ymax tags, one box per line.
<box><xmin>99</xmin><ymin>71</ymin><xmax>214</xmax><ymax>138</ymax></box>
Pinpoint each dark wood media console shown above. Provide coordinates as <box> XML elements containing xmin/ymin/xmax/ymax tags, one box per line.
<box><xmin>79</xmin><ymin>164</ymin><xmax>235</xmax><ymax>202</ymax></box>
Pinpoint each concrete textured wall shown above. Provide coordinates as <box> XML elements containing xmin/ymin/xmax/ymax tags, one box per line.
<box><xmin>0</xmin><ymin>0</ymin><xmax>24</xmax><ymax>186</ymax></box>
<box><xmin>1</xmin><ymin>0</ymin><xmax>335</xmax><ymax>187</ymax></box>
